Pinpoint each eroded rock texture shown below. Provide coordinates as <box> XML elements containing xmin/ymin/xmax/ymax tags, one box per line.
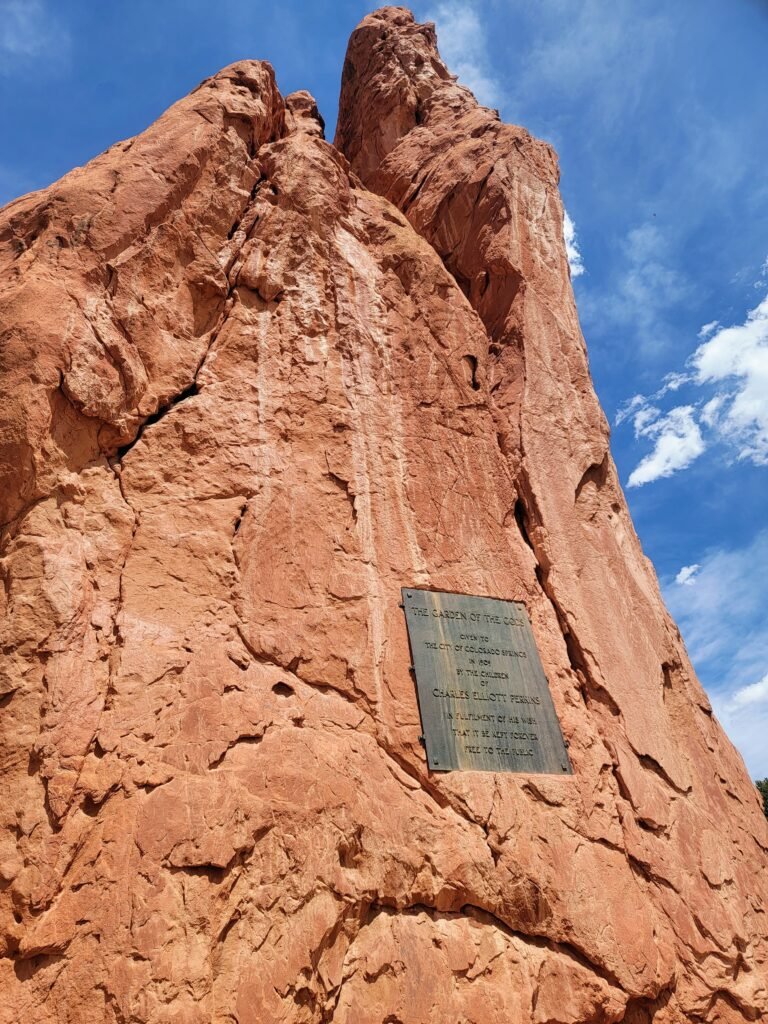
<box><xmin>0</xmin><ymin>7</ymin><xmax>766</xmax><ymax>1022</ymax></box>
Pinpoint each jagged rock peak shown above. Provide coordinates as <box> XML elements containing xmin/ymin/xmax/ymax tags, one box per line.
<box><xmin>285</xmin><ymin>90</ymin><xmax>326</xmax><ymax>138</ymax></box>
<box><xmin>336</xmin><ymin>6</ymin><xmax>486</xmax><ymax>181</ymax></box>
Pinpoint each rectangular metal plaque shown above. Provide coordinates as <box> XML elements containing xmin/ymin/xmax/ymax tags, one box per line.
<box><xmin>402</xmin><ymin>588</ymin><xmax>572</xmax><ymax>774</ymax></box>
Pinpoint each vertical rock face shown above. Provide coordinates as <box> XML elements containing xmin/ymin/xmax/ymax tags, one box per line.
<box><xmin>0</xmin><ymin>7</ymin><xmax>765</xmax><ymax>1022</ymax></box>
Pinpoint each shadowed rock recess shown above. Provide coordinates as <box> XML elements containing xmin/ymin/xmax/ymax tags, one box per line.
<box><xmin>0</xmin><ymin>7</ymin><xmax>765</xmax><ymax>1022</ymax></box>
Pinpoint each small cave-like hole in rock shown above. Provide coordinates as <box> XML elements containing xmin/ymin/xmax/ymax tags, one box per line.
<box><xmin>462</xmin><ymin>354</ymin><xmax>480</xmax><ymax>390</ymax></box>
<box><xmin>272</xmin><ymin>681</ymin><xmax>294</xmax><ymax>698</ymax></box>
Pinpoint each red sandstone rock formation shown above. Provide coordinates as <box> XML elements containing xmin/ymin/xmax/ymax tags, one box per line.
<box><xmin>0</xmin><ymin>7</ymin><xmax>766</xmax><ymax>1022</ymax></box>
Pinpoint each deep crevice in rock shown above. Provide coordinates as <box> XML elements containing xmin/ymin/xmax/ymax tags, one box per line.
<box><xmin>113</xmin><ymin>381</ymin><xmax>199</xmax><ymax>462</ymax></box>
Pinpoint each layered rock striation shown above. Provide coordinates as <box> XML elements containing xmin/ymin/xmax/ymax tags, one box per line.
<box><xmin>0</xmin><ymin>7</ymin><xmax>766</xmax><ymax>1022</ymax></box>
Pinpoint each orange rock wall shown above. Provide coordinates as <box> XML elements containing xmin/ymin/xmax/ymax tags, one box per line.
<box><xmin>0</xmin><ymin>8</ymin><xmax>766</xmax><ymax>1022</ymax></box>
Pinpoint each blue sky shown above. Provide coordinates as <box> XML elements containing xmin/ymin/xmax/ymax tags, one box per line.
<box><xmin>2</xmin><ymin>0</ymin><xmax>766</xmax><ymax>775</ymax></box>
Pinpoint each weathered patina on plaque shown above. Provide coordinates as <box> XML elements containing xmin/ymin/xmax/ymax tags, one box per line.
<box><xmin>402</xmin><ymin>588</ymin><xmax>572</xmax><ymax>774</ymax></box>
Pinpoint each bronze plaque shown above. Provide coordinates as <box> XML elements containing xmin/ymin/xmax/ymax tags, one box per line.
<box><xmin>402</xmin><ymin>588</ymin><xmax>572</xmax><ymax>774</ymax></box>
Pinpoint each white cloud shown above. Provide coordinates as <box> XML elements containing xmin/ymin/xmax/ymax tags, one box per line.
<box><xmin>627</xmin><ymin>405</ymin><xmax>704</xmax><ymax>487</ymax></box>
<box><xmin>662</xmin><ymin>532</ymin><xmax>768</xmax><ymax>777</ymax></box>
<box><xmin>425</xmin><ymin>2</ymin><xmax>502</xmax><ymax>107</ymax></box>
<box><xmin>660</xmin><ymin>371</ymin><xmax>690</xmax><ymax>392</ymax></box>
<box><xmin>675</xmin><ymin>564</ymin><xmax>700</xmax><ymax>586</ymax></box>
<box><xmin>729</xmin><ymin>674</ymin><xmax>768</xmax><ymax>710</ymax></box>
<box><xmin>0</xmin><ymin>0</ymin><xmax>70</xmax><ymax>67</ymax></box>
<box><xmin>617</xmin><ymin>289</ymin><xmax>768</xmax><ymax>483</ymax></box>
<box><xmin>698</xmin><ymin>320</ymin><xmax>720</xmax><ymax>339</ymax></box>
<box><xmin>700</xmin><ymin>393</ymin><xmax>726</xmax><ymax>428</ymax></box>
<box><xmin>631</xmin><ymin>404</ymin><xmax>660</xmax><ymax>434</ymax></box>
<box><xmin>616</xmin><ymin>372</ymin><xmax>692</xmax><ymax>429</ymax></box>
<box><xmin>563</xmin><ymin>209</ymin><xmax>585</xmax><ymax>278</ymax></box>
<box><xmin>691</xmin><ymin>292</ymin><xmax>768</xmax><ymax>465</ymax></box>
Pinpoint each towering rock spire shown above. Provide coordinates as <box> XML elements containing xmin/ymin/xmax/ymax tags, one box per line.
<box><xmin>336</xmin><ymin>11</ymin><xmax>768</xmax><ymax>1020</ymax></box>
<box><xmin>0</xmin><ymin>8</ymin><xmax>765</xmax><ymax>1022</ymax></box>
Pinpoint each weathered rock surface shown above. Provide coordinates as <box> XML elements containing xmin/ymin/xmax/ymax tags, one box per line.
<box><xmin>0</xmin><ymin>7</ymin><xmax>766</xmax><ymax>1022</ymax></box>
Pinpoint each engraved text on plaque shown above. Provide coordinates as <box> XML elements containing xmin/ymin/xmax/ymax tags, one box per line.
<box><xmin>402</xmin><ymin>588</ymin><xmax>572</xmax><ymax>774</ymax></box>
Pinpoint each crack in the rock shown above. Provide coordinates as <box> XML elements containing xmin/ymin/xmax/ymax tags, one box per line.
<box><xmin>626</xmin><ymin>853</ymin><xmax>679</xmax><ymax>895</ymax></box>
<box><xmin>359</xmin><ymin>899</ymin><xmax>628</xmax><ymax>996</ymax></box>
<box><xmin>108</xmin><ymin>175</ymin><xmax>271</xmax><ymax>466</ymax></box>
<box><xmin>166</xmin><ymin>823</ymin><xmax>273</xmax><ymax>886</ymax></box>
<box><xmin>509</xmin><ymin>472</ymin><xmax>622</xmax><ymax>723</ymax></box>
<box><xmin>112</xmin><ymin>381</ymin><xmax>199</xmax><ymax>461</ymax></box>
<box><xmin>208</xmin><ymin>730</ymin><xmax>267</xmax><ymax>769</ymax></box>
<box><xmin>631</xmin><ymin>747</ymin><xmax>692</xmax><ymax>798</ymax></box>
<box><xmin>105</xmin><ymin>462</ymin><xmax>139</xmax><ymax>703</ymax></box>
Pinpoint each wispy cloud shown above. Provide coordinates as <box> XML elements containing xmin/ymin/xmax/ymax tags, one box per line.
<box><xmin>662</xmin><ymin>531</ymin><xmax>768</xmax><ymax>776</ymax></box>
<box><xmin>615</xmin><ymin>370</ymin><xmax>691</xmax><ymax>428</ymax></box>
<box><xmin>425</xmin><ymin>1</ymin><xmax>503</xmax><ymax>107</ymax></box>
<box><xmin>713</xmin><ymin>675</ymin><xmax>768</xmax><ymax>780</ymax></box>
<box><xmin>664</xmin><ymin>531</ymin><xmax>768</xmax><ymax>683</ymax></box>
<box><xmin>604</xmin><ymin>223</ymin><xmax>691</xmax><ymax>355</ymax></box>
<box><xmin>0</xmin><ymin>0</ymin><xmax>70</xmax><ymax>69</ymax></box>
<box><xmin>563</xmin><ymin>209</ymin><xmax>585</xmax><ymax>278</ymax></box>
<box><xmin>511</xmin><ymin>0</ymin><xmax>670</xmax><ymax>126</ymax></box>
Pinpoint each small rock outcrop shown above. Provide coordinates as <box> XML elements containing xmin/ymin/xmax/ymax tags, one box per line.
<box><xmin>0</xmin><ymin>8</ymin><xmax>765</xmax><ymax>1022</ymax></box>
